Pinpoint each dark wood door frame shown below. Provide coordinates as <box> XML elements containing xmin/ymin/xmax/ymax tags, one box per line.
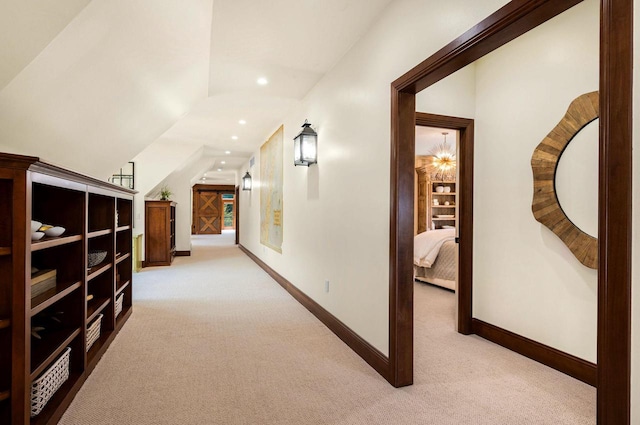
<box><xmin>415</xmin><ymin>113</ymin><xmax>474</xmax><ymax>335</ymax></box>
<box><xmin>235</xmin><ymin>186</ymin><xmax>240</xmax><ymax>245</ymax></box>
<box><xmin>390</xmin><ymin>1</ymin><xmax>632</xmax><ymax>423</ymax></box>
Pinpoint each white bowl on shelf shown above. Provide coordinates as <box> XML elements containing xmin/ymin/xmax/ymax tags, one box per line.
<box><xmin>444</xmin><ymin>186</ymin><xmax>451</xmax><ymax>193</ymax></box>
<box><xmin>44</xmin><ymin>226</ymin><xmax>65</xmax><ymax>237</ymax></box>
<box><xmin>31</xmin><ymin>221</ymin><xmax>42</xmax><ymax>232</ymax></box>
<box><xmin>31</xmin><ymin>232</ymin><xmax>45</xmax><ymax>241</ymax></box>
<box><xmin>435</xmin><ymin>186</ymin><xmax>444</xmax><ymax>193</ymax></box>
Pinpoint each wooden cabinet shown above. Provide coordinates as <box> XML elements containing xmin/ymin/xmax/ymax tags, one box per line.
<box><xmin>0</xmin><ymin>153</ymin><xmax>135</xmax><ymax>425</ymax></box>
<box><xmin>144</xmin><ymin>201</ymin><xmax>176</xmax><ymax>266</ymax></box>
<box><xmin>428</xmin><ymin>181</ymin><xmax>456</xmax><ymax>230</ymax></box>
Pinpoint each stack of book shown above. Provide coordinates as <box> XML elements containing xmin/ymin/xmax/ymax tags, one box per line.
<box><xmin>31</xmin><ymin>269</ymin><xmax>57</xmax><ymax>298</ymax></box>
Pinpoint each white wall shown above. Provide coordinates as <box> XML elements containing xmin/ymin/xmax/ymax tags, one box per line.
<box><xmin>239</xmin><ymin>0</ymin><xmax>510</xmax><ymax>356</ymax></box>
<box><xmin>472</xmin><ymin>0</ymin><xmax>599</xmax><ymax>362</ymax></box>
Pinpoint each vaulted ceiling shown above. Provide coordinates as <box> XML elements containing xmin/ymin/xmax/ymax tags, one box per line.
<box><xmin>0</xmin><ymin>0</ymin><xmax>393</xmax><ymax>184</ymax></box>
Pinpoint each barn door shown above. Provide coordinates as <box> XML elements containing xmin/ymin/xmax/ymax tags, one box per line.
<box><xmin>195</xmin><ymin>191</ymin><xmax>222</xmax><ymax>234</ymax></box>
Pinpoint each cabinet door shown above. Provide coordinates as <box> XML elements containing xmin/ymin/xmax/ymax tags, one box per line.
<box><xmin>147</xmin><ymin>205</ymin><xmax>169</xmax><ymax>262</ymax></box>
<box><xmin>195</xmin><ymin>191</ymin><xmax>222</xmax><ymax>234</ymax></box>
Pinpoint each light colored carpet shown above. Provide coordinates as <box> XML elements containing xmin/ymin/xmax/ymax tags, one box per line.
<box><xmin>60</xmin><ymin>232</ymin><xmax>595</xmax><ymax>424</ymax></box>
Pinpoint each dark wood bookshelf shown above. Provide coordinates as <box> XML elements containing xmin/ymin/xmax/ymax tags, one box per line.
<box><xmin>87</xmin><ymin>263</ymin><xmax>112</xmax><ymax>282</ymax></box>
<box><xmin>87</xmin><ymin>229</ymin><xmax>112</xmax><ymax>239</ymax></box>
<box><xmin>30</xmin><ymin>328</ymin><xmax>81</xmax><ymax>380</ymax></box>
<box><xmin>115</xmin><ymin>252</ymin><xmax>130</xmax><ymax>265</ymax></box>
<box><xmin>31</xmin><ymin>235</ymin><xmax>83</xmax><ymax>252</ymax></box>
<box><xmin>0</xmin><ymin>153</ymin><xmax>135</xmax><ymax>424</ymax></box>
<box><xmin>86</xmin><ymin>298</ymin><xmax>109</xmax><ymax>323</ymax></box>
<box><xmin>31</xmin><ymin>282</ymin><xmax>82</xmax><ymax>316</ymax></box>
<box><xmin>0</xmin><ymin>319</ymin><xmax>10</xmax><ymax>330</ymax></box>
<box><xmin>116</xmin><ymin>280</ymin><xmax>130</xmax><ymax>296</ymax></box>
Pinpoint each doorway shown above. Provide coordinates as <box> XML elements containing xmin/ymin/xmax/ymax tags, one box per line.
<box><xmin>388</xmin><ymin>1</ymin><xmax>632</xmax><ymax>423</ymax></box>
<box><xmin>192</xmin><ymin>184</ymin><xmax>235</xmax><ymax>235</ymax></box>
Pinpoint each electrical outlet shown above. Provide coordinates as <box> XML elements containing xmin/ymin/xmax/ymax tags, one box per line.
<box><xmin>325</xmin><ymin>280</ymin><xmax>330</xmax><ymax>293</ymax></box>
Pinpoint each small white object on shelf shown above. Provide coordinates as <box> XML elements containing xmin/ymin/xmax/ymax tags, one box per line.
<box><xmin>435</xmin><ymin>186</ymin><xmax>444</xmax><ymax>193</ymax></box>
<box><xmin>31</xmin><ymin>221</ymin><xmax>42</xmax><ymax>232</ymax></box>
<box><xmin>115</xmin><ymin>293</ymin><xmax>124</xmax><ymax>317</ymax></box>
<box><xmin>444</xmin><ymin>186</ymin><xmax>451</xmax><ymax>193</ymax></box>
<box><xmin>31</xmin><ymin>232</ymin><xmax>44</xmax><ymax>241</ymax></box>
<box><xmin>44</xmin><ymin>226</ymin><xmax>65</xmax><ymax>237</ymax></box>
<box><xmin>86</xmin><ymin>314</ymin><xmax>103</xmax><ymax>352</ymax></box>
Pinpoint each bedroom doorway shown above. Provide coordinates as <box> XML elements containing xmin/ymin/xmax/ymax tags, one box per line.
<box><xmin>414</xmin><ymin>113</ymin><xmax>474</xmax><ymax>335</ymax></box>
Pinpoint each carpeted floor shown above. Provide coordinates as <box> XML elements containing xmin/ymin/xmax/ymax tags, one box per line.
<box><xmin>60</xmin><ymin>232</ymin><xmax>595</xmax><ymax>424</ymax></box>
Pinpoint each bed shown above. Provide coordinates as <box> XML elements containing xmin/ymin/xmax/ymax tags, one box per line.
<box><xmin>413</xmin><ymin>228</ymin><xmax>457</xmax><ymax>291</ymax></box>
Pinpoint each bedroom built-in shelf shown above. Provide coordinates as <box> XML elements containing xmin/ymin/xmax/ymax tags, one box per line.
<box><xmin>429</xmin><ymin>181</ymin><xmax>457</xmax><ymax>230</ymax></box>
<box><xmin>0</xmin><ymin>153</ymin><xmax>135</xmax><ymax>424</ymax></box>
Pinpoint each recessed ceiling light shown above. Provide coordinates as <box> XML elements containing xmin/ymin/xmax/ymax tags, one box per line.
<box><xmin>217</xmin><ymin>168</ymin><xmax>222</xmax><ymax>172</ymax></box>
<box><xmin>225</xmin><ymin>151</ymin><xmax>231</xmax><ymax>154</ymax></box>
<box><xmin>231</xmin><ymin>135</ymin><xmax>238</xmax><ymax>140</ymax></box>
<box><xmin>257</xmin><ymin>77</ymin><xmax>268</xmax><ymax>85</ymax></box>
<box><xmin>238</xmin><ymin>119</ymin><xmax>246</xmax><ymax>125</ymax></box>
<box><xmin>221</xmin><ymin>161</ymin><xmax>226</xmax><ymax>164</ymax></box>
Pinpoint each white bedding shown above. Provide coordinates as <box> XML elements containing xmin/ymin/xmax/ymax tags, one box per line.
<box><xmin>414</xmin><ymin>228</ymin><xmax>455</xmax><ymax>268</ymax></box>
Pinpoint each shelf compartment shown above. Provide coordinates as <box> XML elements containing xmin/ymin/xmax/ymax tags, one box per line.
<box><xmin>31</xmin><ymin>281</ymin><xmax>82</xmax><ymax>316</ymax></box>
<box><xmin>31</xmin><ymin>235</ymin><xmax>82</xmax><ymax>252</ymax></box>
<box><xmin>30</xmin><ymin>327</ymin><xmax>80</xmax><ymax>380</ymax></box>
<box><xmin>0</xmin><ymin>390</ymin><xmax>8</xmax><ymax>402</ymax></box>
<box><xmin>87</xmin><ymin>263</ymin><xmax>112</xmax><ymax>282</ymax></box>
<box><xmin>0</xmin><ymin>319</ymin><xmax>9</xmax><ymax>330</ymax></box>
<box><xmin>88</xmin><ymin>229</ymin><xmax>113</xmax><ymax>239</ymax></box>
<box><xmin>0</xmin><ymin>247</ymin><xmax>10</xmax><ymax>256</ymax></box>
<box><xmin>86</xmin><ymin>330</ymin><xmax>112</xmax><ymax>370</ymax></box>
<box><xmin>116</xmin><ymin>225</ymin><xmax>131</xmax><ymax>232</ymax></box>
<box><xmin>87</xmin><ymin>298</ymin><xmax>109</xmax><ymax>323</ymax></box>
<box><xmin>116</xmin><ymin>280</ymin><xmax>130</xmax><ymax>296</ymax></box>
<box><xmin>29</xmin><ymin>371</ymin><xmax>83</xmax><ymax>425</ymax></box>
<box><xmin>115</xmin><ymin>252</ymin><xmax>131</xmax><ymax>265</ymax></box>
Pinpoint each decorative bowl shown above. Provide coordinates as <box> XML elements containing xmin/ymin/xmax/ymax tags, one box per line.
<box><xmin>31</xmin><ymin>232</ymin><xmax>45</xmax><ymax>241</ymax></box>
<box><xmin>44</xmin><ymin>226</ymin><xmax>65</xmax><ymax>237</ymax></box>
<box><xmin>31</xmin><ymin>221</ymin><xmax>42</xmax><ymax>232</ymax></box>
<box><xmin>88</xmin><ymin>250</ymin><xmax>108</xmax><ymax>268</ymax></box>
<box><xmin>435</xmin><ymin>186</ymin><xmax>445</xmax><ymax>193</ymax></box>
<box><xmin>444</xmin><ymin>186</ymin><xmax>451</xmax><ymax>193</ymax></box>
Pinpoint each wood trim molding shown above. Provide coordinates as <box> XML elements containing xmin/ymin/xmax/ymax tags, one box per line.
<box><xmin>192</xmin><ymin>184</ymin><xmax>235</xmax><ymax>192</ymax></box>
<box><xmin>239</xmin><ymin>244</ymin><xmax>390</xmax><ymax>380</ymax></box>
<box><xmin>175</xmin><ymin>251</ymin><xmax>191</xmax><ymax>257</ymax></box>
<box><xmin>472</xmin><ymin>319</ymin><xmax>596</xmax><ymax>386</ymax></box>
<box><xmin>597</xmin><ymin>0</ymin><xmax>633</xmax><ymax>422</ymax></box>
<box><xmin>390</xmin><ymin>1</ymin><xmax>633</xmax><ymax>422</ymax></box>
<box><xmin>415</xmin><ymin>113</ymin><xmax>474</xmax><ymax>336</ymax></box>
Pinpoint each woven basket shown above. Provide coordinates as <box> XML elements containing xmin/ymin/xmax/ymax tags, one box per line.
<box><xmin>86</xmin><ymin>314</ymin><xmax>103</xmax><ymax>352</ymax></box>
<box><xmin>115</xmin><ymin>293</ymin><xmax>124</xmax><ymax>318</ymax></box>
<box><xmin>30</xmin><ymin>347</ymin><xmax>71</xmax><ymax>417</ymax></box>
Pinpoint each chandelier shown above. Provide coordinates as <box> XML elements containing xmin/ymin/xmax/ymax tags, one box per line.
<box><xmin>429</xmin><ymin>132</ymin><xmax>456</xmax><ymax>181</ymax></box>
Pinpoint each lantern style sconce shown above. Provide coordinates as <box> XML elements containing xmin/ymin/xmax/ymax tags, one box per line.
<box><xmin>242</xmin><ymin>171</ymin><xmax>252</xmax><ymax>190</ymax></box>
<box><xmin>293</xmin><ymin>120</ymin><xmax>318</xmax><ymax>166</ymax></box>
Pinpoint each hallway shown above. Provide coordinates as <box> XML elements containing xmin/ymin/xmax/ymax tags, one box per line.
<box><xmin>60</xmin><ymin>234</ymin><xmax>595</xmax><ymax>424</ymax></box>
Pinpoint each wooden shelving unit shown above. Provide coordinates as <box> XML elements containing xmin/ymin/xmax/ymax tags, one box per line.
<box><xmin>144</xmin><ymin>201</ymin><xmax>177</xmax><ymax>266</ymax></box>
<box><xmin>428</xmin><ymin>181</ymin><xmax>457</xmax><ymax>230</ymax></box>
<box><xmin>0</xmin><ymin>153</ymin><xmax>135</xmax><ymax>425</ymax></box>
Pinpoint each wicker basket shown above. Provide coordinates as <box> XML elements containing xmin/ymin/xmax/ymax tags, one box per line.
<box><xmin>86</xmin><ymin>314</ymin><xmax>103</xmax><ymax>352</ymax></box>
<box><xmin>115</xmin><ymin>293</ymin><xmax>124</xmax><ymax>318</ymax></box>
<box><xmin>30</xmin><ymin>347</ymin><xmax>71</xmax><ymax>417</ymax></box>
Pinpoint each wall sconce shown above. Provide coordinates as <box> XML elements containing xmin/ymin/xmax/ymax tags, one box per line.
<box><xmin>242</xmin><ymin>171</ymin><xmax>252</xmax><ymax>190</ymax></box>
<box><xmin>293</xmin><ymin>120</ymin><xmax>318</xmax><ymax>166</ymax></box>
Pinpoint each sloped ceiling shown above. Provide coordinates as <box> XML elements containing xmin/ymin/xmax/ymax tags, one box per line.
<box><xmin>0</xmin><ymin>0</ymin><xmax>393</xmax><ymax>183</ymax></box>
<box><xmin>0</xmin><ymin>0</ymin><xmax>212</xmax><ymax>179</ymax></box>
<box><xmin>0</xmin><ymin>0</ymin><xmax>91</xmax><ymax>90</ymax></box>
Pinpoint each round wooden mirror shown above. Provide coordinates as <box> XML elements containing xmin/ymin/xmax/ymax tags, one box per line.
<box><xmin>530</xmin><ymin>91</ymin><xmax>598</xmax><ymax>269</ymax></box>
